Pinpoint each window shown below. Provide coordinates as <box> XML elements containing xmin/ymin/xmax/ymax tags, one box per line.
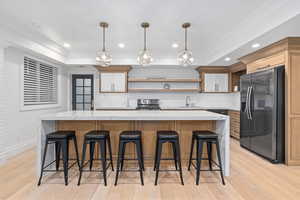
<box><xmin>23</xmin><ymin>56</ymin><xmax>58</xmax><ymax>106</ymax></box>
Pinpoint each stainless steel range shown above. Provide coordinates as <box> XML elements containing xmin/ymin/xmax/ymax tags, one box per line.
<box><xmin>136</xmin><ymin>99</ymin><xmax>160</xmax><ymax>110</ymax></box>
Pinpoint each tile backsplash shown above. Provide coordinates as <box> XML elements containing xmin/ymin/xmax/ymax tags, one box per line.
<box><xmin>95</xmin><ymin>92</ymin><xmax>240</xmax><ymax>110</ymax></box>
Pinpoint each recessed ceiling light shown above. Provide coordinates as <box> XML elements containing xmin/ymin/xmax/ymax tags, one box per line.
<box><xmin>224</xmin><ymin>57</ymin><xmax>231</xmax><ymax>62</ymax></box>
<box><xmin>118</xmin><ymin>43</ymin><xmax>125</xmax><ymax>48</ymax></box>
<box><xmin>252</xmin><ymin>43</ymin><xmax>260</xmax><ymax>48</ymax></box>
<box><xmin>63</xmin><ymin>43</ymin><xmax>71</xmax><ymax>48</ymax></box>
<box><xmin>172</xmin><ymin>43</ymin><xmax>179</xmax><ymax>48</ymax></box>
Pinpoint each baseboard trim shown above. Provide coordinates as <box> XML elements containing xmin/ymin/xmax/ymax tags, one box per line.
<box><xmin>0</xmin><ymin>139</ymin><xmax>35</xmax><ymax>164</ymax></box>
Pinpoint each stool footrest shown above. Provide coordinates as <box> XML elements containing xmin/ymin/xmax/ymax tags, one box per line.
<box><xmin>159</xmin><ymin>158</ymin><xmax>177</xmax><ymax>161</ymax></box>
<box><xmin>190</xmin><ymin>160</ymin><xmax>221</xmax><ymax>170</ymax></box>
<box><xmin>156</xmin><ymin>169</ymin><xmax>181</xmax><ymax>172</ymax></box>
<box><xmin>41</xmin><ymin>159</ymin><xmax>78</xmax><ymax>171</ymax></box>
<box><xmin>119</xmin><ymin>169</ymin><xmax>142</xmax><ymax>172</ymax></box>
<box><xmin>122</xmin><ymin>158</ymin><xmax>139</xmax><ymax>161</ymax></box>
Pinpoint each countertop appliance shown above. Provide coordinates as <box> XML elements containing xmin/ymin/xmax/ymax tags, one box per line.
<box><xmin>136</xmin><ymin>99</ymin><xmax>160</xmax><ymax>110</ymax></box>
<box><xmin>240</xmin><ymin>66</ymin><xmax>284</xmax><ymax>163</ymax></box>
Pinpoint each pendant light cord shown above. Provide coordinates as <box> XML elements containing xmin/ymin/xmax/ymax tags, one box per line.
<box><xmin>102</xmin><ymin>26</ymin><xmax>106</xmax><ymax>51</ymax></box>
<box><xmin>185</xmin><ymin>27</ymin><xmax>187</xmax><ymax>51</ymax></box>
<box><xmin>144</xmin><ymin>27</ymin><xmax>147</xmax><ymax>51</ymax></box>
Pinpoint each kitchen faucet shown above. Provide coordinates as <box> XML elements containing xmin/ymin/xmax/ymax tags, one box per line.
<box><xmin>185</xmin><ymin>96</ymin><xmax>191</xmax><ymax>107</ymax></box>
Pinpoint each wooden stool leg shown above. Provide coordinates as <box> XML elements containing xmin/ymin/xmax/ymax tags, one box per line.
<box><xmin>136</xmin><ymin>140</ymin><xmax>144</xmax><ymax>185</ymax></box>
<box><xmin>107</xmin><ymin>135</ymin><xmax>114</xmax><ymax>171</ymax></box>
<box><xmin>154</xmin><ymin>141</ymin><xmax>163</xmax><ymax>185</ymax></box>
<box><xmin>216</xmin><ymin>140</ymin><xmax>225</xmax><ymax>185</ymax></box>
<box><xmin>78</xmin><ymin>140</ymin><xmax>87</xmax><ymax>186</ymax></box>
<box><xmin>89</xmin><ymin>141</ymin><xmax>95</xmax><ymax>170</ymax></box>
<box><xmin>37</xmin><ymin>138</ymin><xmax>49</xmax><ymax>186</ymax></box>
<box><xmin>188</xmin><ymin>136</ymin><xmax>195</xmax><ymax>171</ymax></box>
<box><xmin>175</xmin><ymin>140</ymin><xmax>184</xmax><ymax>185</ymax></box>
<box><xmin>196</xmin><ymin>140</ymin><xmax>203</xmax><ymax>185</ymax></box>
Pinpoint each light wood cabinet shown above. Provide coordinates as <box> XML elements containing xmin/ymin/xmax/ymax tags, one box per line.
<box><xmin>229</xmin><ymin>110</ymin><xmax>240</xmax><ymax>139</ymax></box>
<box><xmin>239</xmin><ymin>37</ymin><xmax>300</xmax><ymax>165</ymax></box>
<box><xmin>229</xmin><ymin>62</ymin><xmax>246</xmax><ymax>92</ymax></box>
<box><xmin>204</xmin><ymin>73</ymin><xmax>229</xmax><ymax>92</ymax></box>
<box><xmin>196</xmin><ymin>66</ymin><xmax>231</xmax><ymax>93</ymax></box>
<box><xmin>94</xmin><ymin>65</ymin><xmax>132</xmax><ymax>93</ymax></box>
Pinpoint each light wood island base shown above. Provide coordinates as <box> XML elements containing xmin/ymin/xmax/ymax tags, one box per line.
<box><xmin>56</xmin><ymin>120</ymin><xmax>216</xmax><ymax>162</ymax></box>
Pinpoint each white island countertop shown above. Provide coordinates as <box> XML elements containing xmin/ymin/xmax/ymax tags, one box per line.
<box><xmin>41</xmin><ymin>110</ymin><xmax>228</xmax><ymax>121</ymax></box>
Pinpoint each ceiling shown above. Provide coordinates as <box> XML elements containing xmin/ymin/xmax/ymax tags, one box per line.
<box><xmin>0</xmin><ymin>0</ymin><xmax>300</xmax><ymax>66</ymax></box>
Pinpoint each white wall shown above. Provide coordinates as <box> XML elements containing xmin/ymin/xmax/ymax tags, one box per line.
<box><xmin>0</xmin><ymin>47</ymin><xmax>68</xmax><ymax>164</ymax></box>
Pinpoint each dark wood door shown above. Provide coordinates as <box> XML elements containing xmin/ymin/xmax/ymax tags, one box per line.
<box><xmin>72</xmin><ymin>74</ymin><xmax>94</xmax><ymax>110</ymax></box>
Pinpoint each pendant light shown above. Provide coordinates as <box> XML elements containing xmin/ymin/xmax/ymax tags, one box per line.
<box><xmin>137</xmin><ymin>22</ymin><xmax>153</xmax><ymax>66</ymax></box>
<box><xmin>96</xmin><ymin>22</ymin><xmax>112</xmax><ymax>66</ymax></box>
<box><xmin>178</xmin><ymin>22</ymin><xmax>194</xmax><ymax>66</ymax></box>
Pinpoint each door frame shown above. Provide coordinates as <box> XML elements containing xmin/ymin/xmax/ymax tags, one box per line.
<box><xmin>71</xmin><ymin>74</ymin><xmax>94</xmax><ymax>110</ymax></box>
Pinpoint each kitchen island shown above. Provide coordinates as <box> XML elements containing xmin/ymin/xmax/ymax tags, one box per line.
<box><xmin>38</xmin><ymin>110</ymin><xmax>230</xmax><ymax>176</ymax></box>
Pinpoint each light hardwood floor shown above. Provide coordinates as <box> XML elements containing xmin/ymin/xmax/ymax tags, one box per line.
<box><xmin>1</xmin><ymin>139</ymin><xmax>300</xmax><ymax>200</ymax></box>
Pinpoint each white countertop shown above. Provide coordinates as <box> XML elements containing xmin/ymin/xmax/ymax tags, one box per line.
<box><xmin>41</xmin><ymin>110</ymin><xmax>228</xmax><ymax>121</ymax></box>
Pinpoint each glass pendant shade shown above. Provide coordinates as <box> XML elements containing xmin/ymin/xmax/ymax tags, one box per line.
<box><xmin>96</xmin><ymin>50</ymin><xmax>112</xmax><ymax>67</ymax></box>
<box><xmin>178</xmin><ymin>50</ymin><xmax>194</xmax><ymax>66</ymax></box>
<box><xmin>137</xmin><ymin>22</ymin><xmax>153</xmax><ymax>66</ymax></box>
<box><xmin>137</xmin><ymin>50</ymin><xmax>153</xmax><ymax>66</ymax></box>
<box><xmin>96</xmin><ymin>22</ymin><xmax>112</xmax><ymax>66</ymax></box>
<box><xmin>178</xmin><ymin>23</ymin><xmax>194</xmax><ymax>66</ymax></box>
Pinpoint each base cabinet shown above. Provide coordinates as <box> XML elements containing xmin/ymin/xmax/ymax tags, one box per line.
<box><xmin>229</xmin><ymin>111</ymin><xmax>240</xmax><ymax>139</ymax></box>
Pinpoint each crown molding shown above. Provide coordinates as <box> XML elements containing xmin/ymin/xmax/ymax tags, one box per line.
<box><xmin>0</xmin><ymin>23</ymin><xmax>67</xmax><ymax>64</ymax></box>
<box><xmin>229</xmin><ymin>62</ymin><xmax>246</xmax><ymax>73</ymax></box>
<box><xmin>239</xmin><ymin>37</ymin><xmax>300</xmax><ymax>64</ymax></box>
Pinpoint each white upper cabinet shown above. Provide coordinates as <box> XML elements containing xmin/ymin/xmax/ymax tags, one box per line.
<box><xmin>100</xmin><ymin>72</ymin><xmax>127</xmax><ymax>92</ymax></box>
<box><xmin>204</xmin><ymin>73</ymin><xmax>229</xmax><ymax>92</ymax></box>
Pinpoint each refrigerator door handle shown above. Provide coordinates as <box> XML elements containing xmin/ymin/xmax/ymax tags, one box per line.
<box><xmin>248</xmin><ymin>86</ymin><xmax>253</xmax><ymax>120</ymax></box>
<box><xmin>245</xmin><ymin>87</ymin><xmax>250</xmax><ymax>119</ymax></box>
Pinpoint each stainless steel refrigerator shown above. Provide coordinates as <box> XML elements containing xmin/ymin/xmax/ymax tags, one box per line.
<box><xmin>240</xmin><ymin>66</ymin><xmax>284</xmax><ymax>163</ymax></box>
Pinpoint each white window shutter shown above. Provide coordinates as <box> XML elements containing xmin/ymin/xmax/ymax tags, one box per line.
<box><xmin>23</xmin><ymin>57</ymin><xmax>58</xmax><ymax>105</ymax></box>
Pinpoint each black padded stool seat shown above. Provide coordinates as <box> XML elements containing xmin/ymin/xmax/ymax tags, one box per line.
<box><xmin>120</xmin><ymin>130</ymin><xmax>142</xmax><ymax>139</ymax></box>
<box><xmin>84</xmin><ymin>130</ymin><xmax>109</xmax><ymax>139</ymax></box>
<box><xmin>78</xmin><ymin>130</ymin><xmax>114</xmax><ymax>186</ymax></box>
<box><xmin>47</xmin><ymin>131</ymin><xmax>75</xmax><ymax>139</ymax></box>
<box><xmin>192</xmin><ymin>130</ymin><xmax>218</xmax><ymax>139</ymax></box>
<box><xmin>157</xmin><ymin>130</ymin><xmax>179</xmax><ymax>139</ymax></box>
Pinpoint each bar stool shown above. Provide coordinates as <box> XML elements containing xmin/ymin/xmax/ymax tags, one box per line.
<box><xmin>154</xmin><ymin>130</ymin><xmax>184</xmax><ymax>185</ymax></box>
<box><xmin>114</xmin><ymin>130</ymin><xmax>144</xmax><ymax>186</ymax></box>
<box><xmin>37</xmin><ymin>131</ymin><xmax>80</xmax><ymax>186</ymax></box>
<box><xmin>188</xmin><ymin>130</ymin><xmax>225</xmax><ymax>185</ymax></box>
<box><xmin>77</xmin><ymin>130</ymin><xmax>114</xmax><ymax>186</ymax></box>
